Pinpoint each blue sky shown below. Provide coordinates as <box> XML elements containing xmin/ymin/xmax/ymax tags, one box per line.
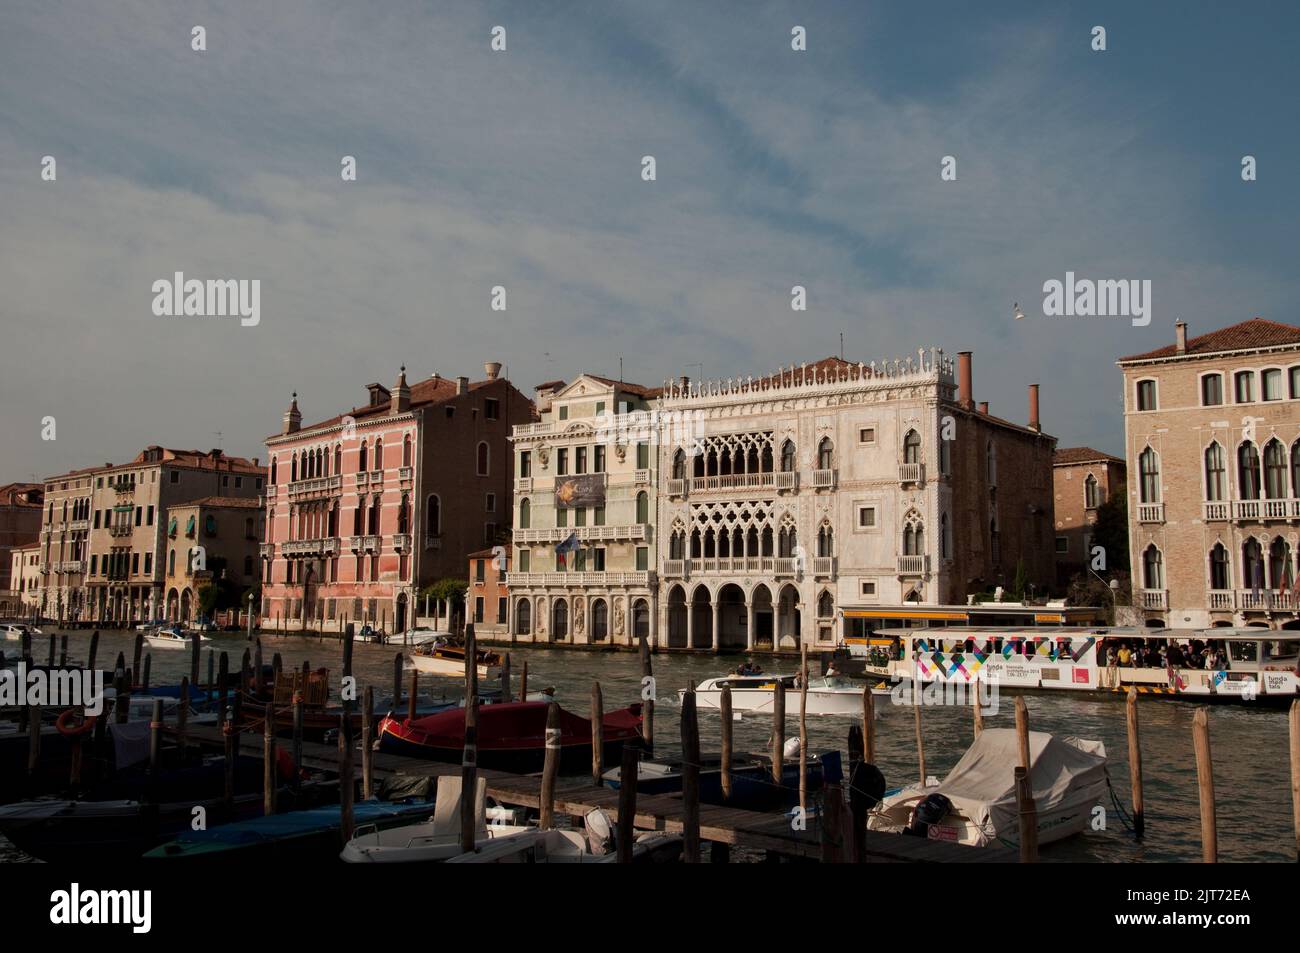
<box><xmin>2</xmin><ymin>1</ymin><xmax>1297</xmax><ymax>480</ymax></box>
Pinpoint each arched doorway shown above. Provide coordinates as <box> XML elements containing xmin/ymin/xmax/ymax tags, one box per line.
<box><xmin>515</xmin><ymin>598</ymin><xmax>532</xmax><ymax>637</ymax></box>
<box><xmin>395</xmin><ymin>593</ymin><xmax>408</xmax><ymax>634</ymax></box>
<box><xmin>632</xmin><ymin>598</ymin><xmax>650</xmax><ymax>643</ymax></box>
<box><xmin>551</xmin><ymin>598</ymin><xmax>569</xmax><ymax>642</ymax></box>
<box><xmin>166</xmin><ymin>588</ymin><xmax>180</xmax><ymax>621</ymax></box>
<box><xmin>591</xmin><ymin>599</ymin><xmax>608</xmax><ymax>642</ymax></box>
<box><xmin>776</xmin><ymin>584</ymin><xmax>800</xmax><ymax>649</ymax></box>
<box><xmin>667</xmin><ymin>586</ymin><xmax>687</xmax><ymax>648</ymax></box>
<box><xmin>751</xmin><ymin>584</ymin><xmax>773</xmax><ymax>648</ymax></box>
<box><xmin>690</xmin><ymin>585</ymin><xmax>712</xmax><ymax>649</ymax></box>
<box><xmin>717</xmin><ymin>584</ymin><xmax>747</xmax><ymax>650</ymax></box>
<box><xmin>180</xmin><ymin>588</ymin><xmax>192</xmax><ymax>623</ymax></box>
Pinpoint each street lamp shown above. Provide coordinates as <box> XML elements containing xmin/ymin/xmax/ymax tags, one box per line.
<box><xmin>247</xmin><ymin>590</ymin><xmax>255</xmax><ymax>642</ymax></box>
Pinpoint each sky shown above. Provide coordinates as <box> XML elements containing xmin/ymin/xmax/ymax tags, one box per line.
<box><xmin>2</xmin><ymin>1</ymin><xmax>1297</xmax><ymax>482</ymax></box>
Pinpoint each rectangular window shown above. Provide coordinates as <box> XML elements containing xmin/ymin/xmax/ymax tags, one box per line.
<box><xmin>131</xmin><ymin>552</ymin><xmax>139</xmax><ymax>574</ymax></box>
<box><xmin>592</xmin><ymin>548</ymin><xmax>606</xmax><ymax>571</ymax></box>
<box><xmin>859</xmin><ymin>427</ymin><xmax>876</xmax><ymax>444</ymax></box>
<box><xmin>1136</xmin><ymin>379</ymin><xmax>1157</xmax><ymax>411</ymax></box>
<box><xmin>573</xmin><ymin>550</ymin><xmax>586</xmax><ymax>572</ymax></box>
<box><xmin>146</xmin><ymin>505</ymin><xmax>154</xmax><ymax>526</ymax></box>
<box><xmin>94</xmin><ymin>510</ymin><xmax>101</xmax><ymax>529</ymax></box>
<box><xmin>857</xmin><ymin>506</ymin><xmax>876</xmax><ymax>528</ymax></box>
<box><xmin>557</xmin><ymin>508</ymin><xmax>568</xmax><ymax>528</ymax></box>
<box><xmin>575</xmin><ymin>507</ymin><xmax>587</xmax><ymax>527</ymax></box>
<box><xmin>484</xmin><ymin>522</ymin><xmax>496</xmax><ymax>545</ymax></box>
<box><xmin>486</xmin><ymin>493</ymin><xmax>496</xmax><ymax>513</ymax></box>
<box><xmin>860</xmin><ymin>580</ymin><xmax>876</xmax><ymax>597</ymax></box>
<box><xmin>497</xmin><ymin>597</ymin><xmax>507</xmax><ymax>624</ymax></box>
<box><xmin>1290</xmin><ymin>367</ymin><xmax>1300</xmax><ymax>400</ymax></box>
<box><xmin>575</xmin><ymin>446</ymin><xmax>587</xmax><ymax>474</ymax></box>
<box><xmin>90</xmin><ymin>554</ymin><xmax>98</xmax><ymax>575</ymax></box>
<box><xmin>1201</xmin><ymin>374</ymin><xmax>1223</xmax><ymax>406</ymax></box>
<box><xmin>518</xmin><ymin>549</ymin><xmax>530</xmax><ymax>572</ymax></box>
<box><xmin>520</xmin><ymin>451</ymin><xmax>532</xmax><ymax>478</ymax></box>
<box><xmin>474</xmin><ymin>597</ymin><xmax>484</xmax><ymax>624</ymax></box>
<box><xmin>1235</xmin><ymin>371</ymin><xmax>1255</xmax><ymax>403</ymax></box>
<box><xmin>222</xmin><ymin>475</ymin><xmax>229</xmax><ymax>487</ymax></box>
<box><xmin>170</xmin><ymin>471</ymin><xmax>179</xmax><ymax>484</ymax></box>
<box><xmin>475</xmin><ymin>560</ymin><xmax>485</xmax><ymax>583</ymax></box>
<box><xmin>485</xmin><ymin>398</ymin><xmax>500</xmax><ymax>420</ymax></box>
<box><xmin>593</xmin><ymin>504</ymin><xmax>605</xmax><ymax>526</ymax></box>
<box><xmin>557</xmin><ymin>448</ymin><xmax>568</xmax><ymax>475</ymax></box>
<box><xmin>636</xmin><ymin>546</ymin><xmax>648</xmax><ymax>571</ymax></box>
<box><xmin>594</xmin><ymin>445</ymin><xmax>606</xmax><ymax>473</ymax></box>
<box><xmin>595</xmin><ymin>401</ymin><xmax>605</xmax><ymax>416</ymax></box>
<box><xmin>1055</xmin><ymin>536</ymin><xmax>1069</xmax><ymax>554</ymax></box>
<box><xmin>256</xmin><ymin>477</ymin><xmax>263</xmax><ymax>490</ymax></box>
<box><xmin>558</xmin><ymin>406</ymin><xmax>568</xmax><ymax>421</ymax></box>
<box><xmin>636</xmin><ymin>442</ymin><xmax>649</xmax><ymax>469</ymax></box>
<box><xmin>144</xmin><ymin>552</ymin><xmax>152</xmax><ymax>574</ymax></box>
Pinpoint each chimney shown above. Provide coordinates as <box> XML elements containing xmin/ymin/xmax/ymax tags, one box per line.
<box><xmin>282</xmin><ymin>393</ymin><xmax>301</xmax><ymax>435</ymax></box>
<box><xmin>1175</xmin><ymin>320</ymin><xmax>1188</xmax><ymax>355</ymax></box>
<box><xmin>456</xmin><ymin>375</ymin><xmax>469</xmax><ymax>395</ymax></box>
<box><xmin>1028</xmin><ymin>383</ymin><xmax>1041</xmax><ymax>432</ymax></box>
<box><xmin>484</xmin><ymin>361</ymin><xmax>502</xmax><ymax>380</ymax></box>
<box><xmin>978</xmin><ymin>401</ymin><xmax>989</xmax><ymax>415</ymax></box>
<box><xmin>391</xmin><ymin>365</ymin><xmax>411</xmax><ymax>414</ymax></box>
<box><xmin>957</xmin><ymin>352</ymin><xmax>974</xmax><ymax>409</ymax></box>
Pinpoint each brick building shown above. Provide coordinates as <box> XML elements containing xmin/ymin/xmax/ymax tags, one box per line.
<box><xmin>261</xmin><ymin>362</ymin><xmax>532</xmax><ymax>634</ymax></box>
<box><xmin>1053</xmin><ymin>447</ymin><xmax>1126</xmax><ymax>587</ymax></box>
<box><xmin>39</xmin><ymin>448</ymin><xmax>263</xmax><ymax>624</ymax></box>
<box><xmin>1118</xmin><ymin>317</ymin><xmax>1300</xmax><ymax>628</ymax></box>
<box><xmin>0</xmin><ymin>482</ymin><xmax>43</xmax><ymax>602</ymax></box>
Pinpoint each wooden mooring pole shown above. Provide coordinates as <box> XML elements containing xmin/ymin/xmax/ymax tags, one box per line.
<box><xmin>1192</xmin><ymin>707</ymin><xmax>1217</xmax><ymax>863</ymax></box>
<box><xmin>539</xmin><ymin>701</ymin><xmax>561</xmax><ymax>830</ymax></box>
<box><xmin>461</xmin><ymin>624</ymin><xmax>480</xmax><ymax>852</ymax></box>
<box><xmin>1126</xmin><ymin>688</ymin><xmax>1145</xmax><ymax>839</ymax></box>
<box><xmin>639</xmin><ymin>633</ymin><xmax>654</xmax><ymax>754</ymax></box>
<box><xmin>392</xmin><ymin>653</ymin><xmax>403</xmax><ymax>710</ymax></box>
<box><xmin>1290</xmin><ymin>700</ymin><xmax>1300</xmax><ymax>861</ymax></box>
<box><xmin>591</xmin><ymin>681</ymin><xmax>604</xmax><ymax>787</ymax></box>
<box><xmin>501</xmin><ymin>653</ymin><xmax>512</xmax><ymax>703</ymax></box>
<box><xmin>799</xmin><ymin>642</ymin><xmax>809</xmax><ymax>814</ymax></box>
<box><xmin>1014</xmin><ymin>765</ymin><xmax>1039</xmax><ymax>862</ymax></box>
<box><xmin>616</xmin><ymin>744</ymin><xmax>638</xmax><ymax>864</ymax></box>
<box><xmin>339</xmin><ymin>624</ymin><xmax>355</xmax><ymax>844</ymax></box>
<box><xmin>362</xmin><ymin>685</ymin><xmax>374</xmax><ymax>801</ymax></box>
<box><xmin>720</xmin><ymin>685</ymin><xmax>733</xmax><ymax>801</ymax></box>
<box><xmin>862</xmin><ymin>684</ymin><xmax>875</xmax><ymax>764</ymax></box>
<box><xmin>680</xmin><ymin>686</ymin><xmax>701</xmax><ymax>863</ymax></box>
<box><xmin>263</xmin><ymin>694</ymin><xmax>277</xmax><ymax>816</ymax></box>
<box><xmin>1015</xmin><ymin>696</ymin><xmax>1031</xmax><ymax>770</ymax></box>
<box><xmin>520</xmin><ymin>661</ymin><xmax>529</xmax><ymax>702</ymax></box>
<box><xmin>771</xmin><ymin>679</ymin><xmax>785</xmax><ymax>784</ymax></box>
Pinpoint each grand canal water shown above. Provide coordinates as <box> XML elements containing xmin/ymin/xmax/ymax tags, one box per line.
<box><xmin>4</xmin><ymin>629</ymin><xmax>1295</xmax><ymax>863</ymax></box>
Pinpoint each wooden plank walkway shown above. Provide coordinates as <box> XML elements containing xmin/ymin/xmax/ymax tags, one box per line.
<box><xmin>175</xmin><ymin>724</ymin><xmax>1013</xmax><ymax>863</ymax></box>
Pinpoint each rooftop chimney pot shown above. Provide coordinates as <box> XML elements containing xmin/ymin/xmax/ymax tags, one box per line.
<box><xmin>1175</xmin><ymin>320</ymin><xmax>1188</xmax><ymax>354</ymax></box>
<box><xmin>957</xmin><ymin>352</ymin><xmax>974</xmax><ymax>409</ymax></box>
<box><xmin>1028</xmin><ymin>383</ymin><xmax>1041</xmax><ymax>432</ymax></box>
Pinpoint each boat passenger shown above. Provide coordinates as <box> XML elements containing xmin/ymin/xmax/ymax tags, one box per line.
<box><xmin>1117</xmin><ymin>644</ymin><xmax>1132</xmax><ymax>666</ymax></box>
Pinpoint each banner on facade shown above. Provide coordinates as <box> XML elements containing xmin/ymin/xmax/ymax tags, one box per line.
<box><xmin>554</xmin><ymin>473</ymin><xmax>606</xmax><ymax>509</ymax></box>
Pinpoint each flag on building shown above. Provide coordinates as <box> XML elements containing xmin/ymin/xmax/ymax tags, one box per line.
<box><xmin>555</xmin><ymin>532</ymin><xmax>579</xmax><ymax>567</ymax></box>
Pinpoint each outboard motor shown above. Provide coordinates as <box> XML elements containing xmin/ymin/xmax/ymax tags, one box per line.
<box><xmin>905</xmin><ymin>792</ymin><xmax>953</xmax><ymax>838</ymax></box>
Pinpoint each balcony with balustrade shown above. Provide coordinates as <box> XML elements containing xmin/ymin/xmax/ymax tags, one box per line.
<box><xmin>282</xmin><ymin>537</ymin><xmax>338</xmax><ymax>557</ymax></box>
<box><xmin>810</xmin><ymin>469</ymin><xmax>837</xmax><ymax>490</ymax></box>
<box><xmin>897</xmin><ymin>554</ymin><xmax>930</xmax><ymax>575</ymax></box>
<box><xmin>506</xmin><ymin>570</ymin><xmax>657</xmax><ymax>588</ymax></box>
<box><xmin>349</xmin><ymin>535</ymin><xmax>380</xmax><ymax>552</ymax></box>
<box><xmin>392</xmin><ymin>533</ymin><xmax>412</xmax><ymax>552</ymax></box>
<box><xmin>1139</xmin><ymin>588</ymin><xmax>1168</xmax><ymax>610</ymax></box>
<box><xmin>286</xmin><ymin>475</ymin><xmax>342</xmax><ymax>501</ymax></box>
<box><xmin>515</xmin><ymin>477</ymin><xmax>533</xmax><ymax>493</ymax></box>
<box><xmin>898</xmin><ymin>462</ymin><xmax>925</xmax><ymax>485</ymax></box>
<box><xmin>514</xmin><ymin>524</ymin><xmax>649</xmax><ymax>545</ymax></box>
<box><xmin>1136</xmin><ymin>503</ymin><xmax>1165</xmax><ymax>524</ymax></box>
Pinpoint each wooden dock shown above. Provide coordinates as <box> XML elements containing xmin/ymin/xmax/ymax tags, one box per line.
<box><xmin>175</xmin><ymin>724</ymin><xmax>1013</xmax><ymax>863</ymax></box>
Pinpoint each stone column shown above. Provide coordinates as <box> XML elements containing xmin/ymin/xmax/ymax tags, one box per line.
<box><xmin>685</xmin><ymin>596</ymin><xmax>694</xmax><ymax>649</ymax></box>
<box><xmin>711</xmin><ymin>600</ymin><xmax>720</xmax><ymax>653</ymax></box>
<box><xmin>746</xmin><ymin>598</ymin><xmax>755</xmax><ymax>650</ymax></box>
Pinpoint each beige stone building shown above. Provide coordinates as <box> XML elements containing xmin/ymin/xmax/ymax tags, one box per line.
<box><xmin>1118</xmin><ymin>318</ymin><xmax>1300</xmax><ymax>628</ymax></box>
<box><xmin>1053</xmin><ymin>447</ymin><xmax>1126</xmax><ymax>587</ymax></box>
<box><xmin>162</xmin><ymin>497</ymin><xmax>265</xmax><ymax>623</ymax></box>
<box><xmin>40</xmin><ymin>447</ymin><xmax>264</xmax><ymax>624</ymax></box>
<box><xmin>6</xmin><ymin>544</ymin><xmax>42</xmax><ymax>617</ymax></box>
<box><xmin>507</xmin><ymin>375</ymin><xmax>661</xmax><ymax>644</ymax></box>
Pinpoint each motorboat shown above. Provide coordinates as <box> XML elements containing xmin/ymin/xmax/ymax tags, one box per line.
<box><xmin>408</xmin><ymin>638</ymin><xmax>502</xmax><ymax>679</ymax></box>
<box><xmin>684</xmin><ymin>672</ymin><xmax>890</xmax><ymax>716</ymax></box>
<box><xmin>603</xmin><ymin>748</ymin><xmax>843</xmax><ymax>812</ymax></box>
<box><xmin>144</xmin><ymin>625</ymin><xmax>211</xmax><ymax>650</ymax></box>
<box><xmin>377</xmin><ymin>700</ymin><xmax>642</xmax><ymax>773</ymax></box>
<box><xmin>867</xmin><ymin>728</ymin><xmax>1107</xmax><ymax>848</ymax></box>
<box><xmin>401</xmin><ymin>626</ymin><xmax>452</xmax><ymax>647</ymax></box>
<box><xmin>1</xmin><ymin>623</ymin><xmax>42</xmax><ymax>641</ymax></box>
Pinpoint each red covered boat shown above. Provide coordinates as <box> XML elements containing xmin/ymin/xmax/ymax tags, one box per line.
<box><xmin>377</xmin><ymin>701</ymin><xmax>643</xmax><ymax>774</ymax></box>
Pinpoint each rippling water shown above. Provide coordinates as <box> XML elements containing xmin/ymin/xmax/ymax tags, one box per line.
<box><xmin>3</xmin><ymin>629</ymin><xmax>1295</xmax><ymax>863</ymax></box>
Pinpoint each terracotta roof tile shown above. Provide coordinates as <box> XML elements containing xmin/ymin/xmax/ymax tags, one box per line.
<box><xmin>1118</xmin><ymin>318</ymin><xmax>1300</xmax><ymax>363</ymax></box>
<box><xmin>1054</xmin><ymin>447</ymin><xmax>1125</xmax><ymax>467</ymax></box>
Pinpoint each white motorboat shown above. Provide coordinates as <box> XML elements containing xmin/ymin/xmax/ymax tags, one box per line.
<box><xmin>1</xmin><ymin>623</ymin><xmax>42</xmax><ymax>641</ymax></box>
<box><xmin>867</xmin><ymin>728</ymin><xmax>1108</xmax><ymax>848</ymax></box>
<box><xmin>408</xmin><ymin>638</ymin><xmax>502</xmax><ymax>680</ymax></box>
<box><xmin>402</xmin><ymin>626</ymin><xmax>451</xmax><ymax>647</ymax></box>
<box><xmin>342</xmin><ymin>776</ymin><xmax>513</xmax><ymax>862</ymax></box>
<box><xmin>144</xmin><ymin>625</ymin><xmax>211</xmax><ymax>650</ymax></box>
<box><xmin>684</xmin><ymin>672</ymin><xmax>890</xmax><ymax>716</ymax></box>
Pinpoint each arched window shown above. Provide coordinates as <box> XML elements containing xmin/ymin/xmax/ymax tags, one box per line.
<box><xmin>1139</xmin><ymin>447</ymin><xmax>1160</xmax><ymax>503</ymax></box>
<box><xmin>986</xmin><ymin>442</ymin><xmax>996</xmax><ymax>484</ymax></box>
<box><xmin>514</xmin><ymin>496</ymin><xmax>530</xmax><ymax>530</ymax></box>
<box><xmin>243</xmin><ymin>555</ymin><xmax>254</xmax><ymax>577</ymax></box>
<box><xmin>780</xmin><ymin>440</ymin><xmax>796</xmax><ymax>472</ymax></box>
<box><xmin>374</xmin><ymin>439</ymin><xmax>383</xmax><ymax>471</ymax></box>
<box><xmin>1292</xmin><ymin>440</ymin><xmax>1300</xmax><ymax>498</ymax></box>
<box><xmin>591</xmin><ymin>599</ymin><xmax>608</xmax><ymax>641</ymax></box>
<box><xmin>477</xmin><ymin>442</ymin><xmax>489</xmax><ymax>476</ymax></box>
<box><xmin>903</xmin><ymin>430</ymin><xmax>921</xmax><ymax>465</ymax></box>
<box><xmin>426</xmin><ymin>495</ymin><xmax>441</xmax><ymax>536</ymax></box>
<box><xmin>1142</xmin><ymin>544</ymin><xmax>1164</xmax><ymax>590</ymax></box>
<box><xmin>817</xmin><ymin>591</ymin><xmax>834</xmax><ymax>618</ymax></box>
<box><xmin>270</xmin><ymin>457</ymin><xmax>278</xmax><ymax>485</ymax></box>
<box><xmin>402</xmin><ymin>434</ymin><xmax>412</xmax><ymax>468</ymax></box>
<box><xmin>368</xmin><ymin>497</ymin><xmax>381</xmax><ymax>535</ymax></box>
<box><xmin>1269</xmin><ymin>537</ymin><xmax>1292</xmax><ymax>588</ymax></box>
<box><xmin>636</xmin><ymin>491</ymin><xmax>649</xmax><ymax>524</ymax></box>
<box><xmin>1243</xmin><ymin>537</ymin><xmax>1264</xmax><ymax>589</ymax></box>
<box><xmin>1238</xmin><ymin>442</ymin><xmax>1261</xmax><ymax>500</ymax></box>
<box><xmin>1264</xmin><ymin>439</ymin><xmax>1288</xmax><ymax>499</ymax></box>
<box><xmin>817</xmin><ymin>437</ymin><xmax>834</xmax><ymax>469</ymax></box>
<box><xmin>334</xmin><ymin>444</ymin><xmax>342</xmax><ymax>474</ymax></box>
<box><xmin>1209</xmin><ymin>543</ymin><xmax>1230</xmax><ymax>591</ymax></box>
<box><xmin>903</xmin><ymin>511</ymin><xmax>925</xmax><ymax>556</ymax></box>
<box><xmin>672</xmin><ymin>449</ymin><xmax>686</xmax><ymax>480</ymax></box>
<box><xmin>1205</xmin><ymin>442</ymin><xmax>1226</xmax><ymax>501</ymax></box>
<box><xmin>515</xmin><ymin>599</ymin><xmax>532</xmax><ymax>635</ymax></box>
<box><xmin>1084</xmin><ymin>474</ymin><xmax>1099</xmax><ymax>509</ymax></box>
<box><xmin>358</xmin><ymin>441</ymin><xmax>368</xmax><ymax>473</ymax></box>
<box><xmin>817</xmin><ymin>523</ymin><xmax>834</xmax><ymax>557</ymax></box>
<box><xmin>290</xmin><ymin>455</ymin><xmax>298</xmax><ymax>482</ymax></box>
<box><xmin>397</xmin><ymin>494</ymin><xmax>409</xmax><ymax>534</ymax></box>
<box><xmin>552</xmin><ymin>599</ymin><xmax>569</xmax><ymax>640</ymax></box>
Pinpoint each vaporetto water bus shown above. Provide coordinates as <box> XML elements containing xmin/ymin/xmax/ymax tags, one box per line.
<box><xmin>856</xmin><ymin>626</ymin><xmax>1300</xmax><ymax>704</ymax></box>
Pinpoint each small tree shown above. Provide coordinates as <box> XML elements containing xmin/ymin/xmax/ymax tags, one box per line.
<box><xmin>1091</xmin><ymin>486</ymin><xmax>1130</xmax><ymax>572</ymax></box>
<box><xmin>196</xmin><ymin>583</ymin><xmax>219</xmax><ymax>619</ymax></box>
